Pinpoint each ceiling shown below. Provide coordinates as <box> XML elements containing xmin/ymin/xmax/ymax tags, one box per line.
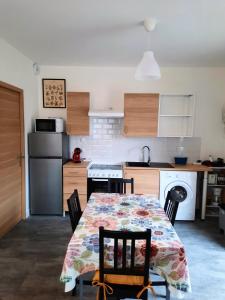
<box><xmin>0</xmin><ymin>0</ymin><xmax>225</xmax><ymax>67</ymax></box>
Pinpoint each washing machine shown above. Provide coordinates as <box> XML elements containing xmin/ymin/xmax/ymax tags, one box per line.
<box><xmin>160</xmin><ymin>171</ymin><xmax>197</xmax><ymax>220</ymax></box>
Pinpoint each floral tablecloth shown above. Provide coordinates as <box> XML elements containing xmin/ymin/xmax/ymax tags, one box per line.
<box><xmin>61</xmin><ymin>193</ymin><xmax>191</xmax><ymax>298</ymax></box>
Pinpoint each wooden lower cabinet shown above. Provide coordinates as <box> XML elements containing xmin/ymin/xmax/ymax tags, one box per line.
<box><xmin>63</xmin><ymin>161</ymin><xmax>89</xmax><ymax>212</ymax></box>
<box><xmin>63</xmin><ymin>193</ymin><xmax>87</xmax><ymax>212</ymax></box>
<box><xmin>124</xmin><ymin>168</ymin><xmax>160</xmax><ymax>197</ymax></box>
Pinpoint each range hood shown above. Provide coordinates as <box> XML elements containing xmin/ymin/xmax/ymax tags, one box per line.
<box><xmin>88</xmin><ymin>109</ymin><xmax>124</xmax><ymax>118</ymax></box>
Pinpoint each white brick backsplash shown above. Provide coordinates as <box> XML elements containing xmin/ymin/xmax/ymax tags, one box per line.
<box><xmin>112</xmin><ymin>124</ymin><xmax>120</xmax><ymax>129</ymax></box>
<box><xmin>103</xmin><ymin>124</ymin><xmax>112</xmax><ymax>129</ymax></box>
<box><xmin>108</xmin><ymin>129</ymin><xmax>118</xmax><ymax>134</ymax></box>
<box><xmin>113</xmin><ymin>130</ymin><xmax>121</xmax><ymax>135</ymax></box>
<box><xmin>93</xmin><ymin>134</ymin><xmax>101</xmax><ymax>139</ymax></box>
<box><xmin>69</xmin><ymin>117</ymin><xmax>201</xmax><ymax>164</ymax></box>
<box><xmin>108</xmin><ymin>119</ymin><xmax>115</xmax><ymax>124</ymax></box>
<box><xmin>97</xmin><ymin>119</ymin><xmax>105</xmax><ymax>124</ymax></box>
<box><xmin>103</xmin><ymin>134</ymin><xmax>113</xmax><ymax>139</ymax></box>
<box><xmin>93</xmin><ymin>124</ymin><xmax>102</xmax><ymax>129</ymax></box>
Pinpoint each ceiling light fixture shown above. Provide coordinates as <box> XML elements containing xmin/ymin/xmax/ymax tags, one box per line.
<box><xmin>135</xmin><ymin>18</ymin><xmax>161</xmax><ymax>80</ymax></box>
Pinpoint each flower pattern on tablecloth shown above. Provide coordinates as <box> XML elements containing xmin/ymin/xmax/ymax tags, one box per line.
<box><xmin>82</xmin><ymin>234</ymin><xmax>99</xmax><ymax>253</ymax></box>
<box><xmin>94</xmin><ymin>205</ymin><xmax>115</xmax><ymax>214</ymax></box>
<box><xmin>88</xmin><ymin>217</ymin><xmax>118</xmax><ymax>231</ymax></box>
<box><xmin>131</xmin><ymin>217</ymin><xmax>153</xmax><ymax>228</ymax></box>
<box><xmin>60</xmin><ymin>193</ymin><xmax>191</xmax><ymax>297</ymax></box>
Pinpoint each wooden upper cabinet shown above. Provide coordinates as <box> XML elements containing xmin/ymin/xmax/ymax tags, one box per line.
<box><xmin>123</xmin><ymin>93</ymin><xmax>159</xmax><ymax>137</ymax></box>
<box><xmin>67</xmin><ymin>92</ymin><xmax>89</xmax><ymax>135</ymax></box>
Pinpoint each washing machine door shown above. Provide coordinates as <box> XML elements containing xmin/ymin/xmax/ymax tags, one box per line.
<box><xmin>164</xmin><ymin>180</ymin><xmax>195</xmax><ymax>220</ymax></box>
<box><xmin>169</xmin><ymin>185</ymin><xmax>188</xmax><ymax>202</ymax></box>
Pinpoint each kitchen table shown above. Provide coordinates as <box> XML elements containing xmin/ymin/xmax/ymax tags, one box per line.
<box><xmin>60</xmin><ymin>193</ymin><xmax>191</xmax><ymax>298</ymax></box>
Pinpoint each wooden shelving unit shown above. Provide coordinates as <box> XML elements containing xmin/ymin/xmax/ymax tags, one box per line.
<box><xmin>158</xmin><ymin>94</ymin><xmax>195</xmax><ymax>137</ymax></box>
<box><xmin>206</xmin><ymin>168</ymin><xmax>225</xmax><ymax>217</ymax></box>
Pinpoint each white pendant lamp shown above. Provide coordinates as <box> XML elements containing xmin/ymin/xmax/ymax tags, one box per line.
<box><xmin>135</xmin><ymin>18</ymin><xmax>161</xmax><ymax>80</ymax></box>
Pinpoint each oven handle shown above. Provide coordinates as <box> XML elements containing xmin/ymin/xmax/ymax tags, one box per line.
<box><xmin>91</xmin><ymin>178</ymin><xmax>109</xmax><ymax>182</ymax></box>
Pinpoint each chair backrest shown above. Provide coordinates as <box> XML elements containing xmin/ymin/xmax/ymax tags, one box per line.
<box><xmin>99</xmin><ymin>226</ymin><xmax>151</xmax><ymax>287</ymax></box>
<box><xmin>107</xmin><ymin>178</ymin><xmax>134</xmax><ymax>194</ymax></box>
<box><xmin>164</xmin><ymin>189</ymin><xmax>181</xmax><ymax>226</ymax></box>
<box><xmin>67</xmin><ymin>189</ymin><xmax>82</xmax><ymax>232</ymax></box>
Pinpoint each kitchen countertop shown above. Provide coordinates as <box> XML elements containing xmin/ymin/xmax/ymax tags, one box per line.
<box><xmin>64</xmin><ymin>161</ymin><xmax>211</xmax><ymax>172</ymax></box>
<box><xmin>123</xmin><ymin>163</ymin><xmax>212</xmax><ymax>172</ymax></box>
<box><xmin>170</xmin><ymin>164</ymin><xmax>212</xmax><ymax>172</ymax></box>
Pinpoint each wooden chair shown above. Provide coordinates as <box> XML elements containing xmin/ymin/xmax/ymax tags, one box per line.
<box><xmin>107</xmin><ymin>178</ymin><xmax>134</xmax><ymax>194</ymax></box>
<box><xmin>164</xmin><ymin>188</ymin><xmax>183</xmax><ymax>226</ymax></box>
<box><xmin>67</xmin><ymin>189</ymin><xmax>82</xmax><ymax>232</ymax></box>
<box><xmin>67</xmin><ymin>190</ymin><xmax>93</xmax><ymax>297</ymax></box>
<box><xmin>92</xmin><ymin>226</ymin><xmax>154</xmax><ymax>300</ymax></box>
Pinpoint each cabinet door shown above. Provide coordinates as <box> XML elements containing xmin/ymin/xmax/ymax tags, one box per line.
<box><xmin>64</xmin><ymin>193</ymin><xmax>87</xmax><ymax>212</ymax></box>
<box><xmin>67</xmin><ymin>92</ymin><xmax>89</xmax><ymax>135</ymax></box>
<box><xmin>124</xmin><ymin>93</ymin><xmax>159</xmax><ymax>137</ymax></box>
<box><xmin>63</xmin><ymin>176</ymin><xmax>87</xmax><ymax>194</ymax></box>
<box><xmin>124</xmin><ymin>169</ymin><xmax>160</xmax><ymax>196</ymax></box>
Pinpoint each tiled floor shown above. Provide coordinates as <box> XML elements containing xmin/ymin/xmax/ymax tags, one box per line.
<box><xmin>0</xmin><ymin>216</ymin><xmax>224</xmax><ymax>300</ymax></box>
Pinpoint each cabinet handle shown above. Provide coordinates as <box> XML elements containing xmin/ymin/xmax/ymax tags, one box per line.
<box><xmin>17</xmin><ymin>154</ymin><xmax>25</xmax><ymax>167</ymax></box>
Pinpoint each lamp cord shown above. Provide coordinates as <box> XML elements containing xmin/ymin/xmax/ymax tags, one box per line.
<box><xmin>146</xmin><ymin>30</ymin><xmax>151</xmax><ymax>51</ymax></box>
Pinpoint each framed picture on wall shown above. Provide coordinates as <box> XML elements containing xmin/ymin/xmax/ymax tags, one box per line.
<box><xmin>42</xmin><ymin>79</ymin><xmax>66</xmax><ymax>108</ymax></box>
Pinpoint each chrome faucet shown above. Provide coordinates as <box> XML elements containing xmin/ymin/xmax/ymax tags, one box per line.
<box><xmin>142</xmin><ymin>146</ymin><xmax>151</xmax><ymax>164</ymax></box>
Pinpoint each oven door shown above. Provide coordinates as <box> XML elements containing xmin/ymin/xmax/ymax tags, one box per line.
<box><xmin>87</xmin><ymin>178</ymin><xmax>121</xmax><ymax>200</ymax></box>
<box><xmin>87</xmin><ymin>178</ymin><xmax>109</xmax><ymax>199</ymax></box>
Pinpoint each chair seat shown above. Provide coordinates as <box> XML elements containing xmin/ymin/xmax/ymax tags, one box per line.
<box><xmin>93</xmin><ymin>270</ymin><xmax>144</xmax><ymax>286</ymax></box>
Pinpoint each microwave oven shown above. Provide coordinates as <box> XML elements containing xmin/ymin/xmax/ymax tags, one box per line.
<box><xmin>35</xmin><ymin>118</ymin><xmax>64</xmax><ymax>132</ymax></box>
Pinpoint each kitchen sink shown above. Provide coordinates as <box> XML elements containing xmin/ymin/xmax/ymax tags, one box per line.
<box><xmin>126</xmin><ymin>162</ymin><xmax>150</xmax><ymax>167</ymax></box>
<box><xmin>149</xmin><ymin>162</ymin><xmax>174</xmax><ymax>168</ymax></box>
<box><xmin>126</xmin><ymin>161</ymin><xmax>174</xmax><ymax>168</ymax></box>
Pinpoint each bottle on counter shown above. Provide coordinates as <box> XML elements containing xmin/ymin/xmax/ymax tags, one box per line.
<box><xmin>209</xmin><ymin>155</ymin><xmax>213</xmax><ymax>162</ymax></box>
<box><xmin>174</xmin><ymin>145</ymin><xmax>188</xmax><ymax>165</ymax></box>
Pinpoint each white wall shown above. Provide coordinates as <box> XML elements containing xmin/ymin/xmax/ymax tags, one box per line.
<box><xmin>38</xmin><ymin>66</ymin><xmax>225</xmax><ymax>161</ymax></box>
<box><xmin>0</xmin><ymin>38</ymin><xmax>39</xmax><ymax>216</ymax></box>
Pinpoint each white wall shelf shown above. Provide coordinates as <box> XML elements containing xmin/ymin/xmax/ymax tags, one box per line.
<box><xmin>158</xmin><ymin>94</ymin><xmax>195</xmax><ymax>137</ymax></box>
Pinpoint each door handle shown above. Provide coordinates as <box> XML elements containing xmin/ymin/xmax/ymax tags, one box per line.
<box><xmin>92</xmin><ymin>179</ymin><xmax>108</xmax><ymax>182</ymax></box>
<box><xmin>17</xmin><ymin>154</ymin><xmax>25</xmax><ymax>167</ymax></box>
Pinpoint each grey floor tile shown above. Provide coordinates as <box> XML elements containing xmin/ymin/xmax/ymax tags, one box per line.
<box><xmin>0</xmin><ymin>216</ymin><xmax>224</xmax><ymax>300</ymax></box>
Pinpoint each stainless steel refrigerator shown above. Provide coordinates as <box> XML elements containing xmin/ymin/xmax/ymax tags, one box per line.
<box><xmin>29</xmin><ymin>133</ymin><xmax>69</xmax><ymax>215</ymax></box>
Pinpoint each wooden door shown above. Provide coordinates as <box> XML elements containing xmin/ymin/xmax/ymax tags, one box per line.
<box><xmin>67</xmin><ymin>92</ymin><xmax>89</xmax><ymax>135</ymax></box>
<box><xmin>0</xmin><ymin>81</ymin><xmax>25</xmax><ymax>237</ymax></box>
<box><xmin>124</xmin><ymin>93</ymin><xmax>159</xmax><ymax>136</ymax></box>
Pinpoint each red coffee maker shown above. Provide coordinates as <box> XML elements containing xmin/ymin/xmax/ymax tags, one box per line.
<box><xmin>72</xmin><ymin>147</ymin><xmax>82</xmax><ymax>163</ymax></box>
